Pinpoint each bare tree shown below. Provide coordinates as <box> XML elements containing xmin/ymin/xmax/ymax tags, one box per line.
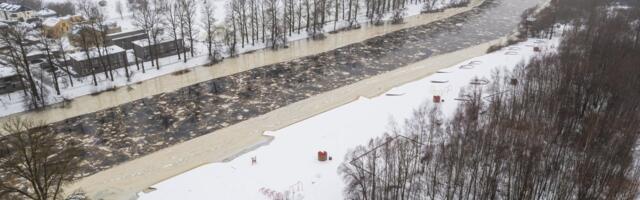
<box><xmin>37</xmin><ymin>28</ymin><xmax>61</xmax><ymax>95</ymax></box>
<box><xmin>224</xmin><ymin>0</ymin><xmax>239</xmax><ymax>57</ymax></box>
<box><xmin>0</xmin><ymin>24</ymin><xmax>43</xmax><ymax>108</ymax></box>
<box><xmin>46</xmin><ymin>1</ymin><xmax>75</xmax><ymax>16</ymax></box>
<box><xmin>421</xmin><ymin>0</ymin><xmax>439</xmax><ymax>13</ymax></box>
<box><xmin>179</xmin><ymin>0</ymin><xmax>197</xmax><ymax>57</ymax></box>
<box><xmin>57</xmin><ymin>39</ymin><xmax>73</xmax><ymax>87</ymax></box>
<box><xmin>162</xmin><ymin>0</ymin><xmax>183</xmax><ymax>61</ymax></box>
<box><xmin>116</xmin><ymin>0</ymin><xmax>125</xmax><ymax>19</ymax></box>
<box><xmin>75</xmin><ymin>27</ymin><xmax>99</xmax><ymax>85</ymax></box>
<box><xmin>77</xmin><ymin>0</ymin><xmax>112</xmax><ymax>81</ymax></box>
<box><xmin>391</xmin><ymin>4</ymin><xmax>406</xmax><ymax>24</ymax></box>
<box><xmin>0</xmin><ymin>118</ymin><xmax>84</xmax><ymax>200</ymax></box>
<box><xmin>132</xmin><ymin>0</ymin><xmax>164</xmax><ymax>69</ymax></box>
<box><xmin>202</xmin><ymin>1</ymin><xmax>220</xmax><ymax>63</ymax></box>
<box><xmin>340</xmin><ymin>3</ymin><xmax>640</xmax><ymax>200</ymax></box>
<box><xmin>19</xmin><ymin>0</ymin><xmax>43</xmax><ymax>10</ymax></box>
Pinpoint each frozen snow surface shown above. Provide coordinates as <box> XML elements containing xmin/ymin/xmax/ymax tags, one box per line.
<box><xmin>137</xmin><ymin>38</ymin><xmax>559</xmax><ymax>200</ymax></box>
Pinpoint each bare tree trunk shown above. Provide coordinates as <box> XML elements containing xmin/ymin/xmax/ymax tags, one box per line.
<box><xmin>79</xmin><ymin>32</ymin><xmax>98</xmax><ymax>86</ymax></box>
<box><xmin>42</xmin><ymin>39</ymin><xmax>60</xmax><ymax>95</ymax></box>
<box><xmin>58</xmin><ymin>40</ymin><xmax>73</xmax><ymax>87</ymax></box>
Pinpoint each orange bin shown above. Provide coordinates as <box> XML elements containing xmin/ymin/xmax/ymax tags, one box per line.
<box><xmin>433</xmin><ymin>95</ymin><xmax>441</xmax><ymax>103</ymax></box>
<box><xmin>318</xmin><ymin>151</ymin><xmax>328</xmax><ymax>161</ymax></box>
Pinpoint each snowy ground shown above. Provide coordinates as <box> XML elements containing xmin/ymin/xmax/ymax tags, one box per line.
<box><xmin>0</xmin><ymin>0</ymin><xmax>463</xmax><ymax>117</ymax></box>
<box><xmin>136</xmin><ymin>38</ymin><xmax>559</xmax><ymax>200</ymax></box>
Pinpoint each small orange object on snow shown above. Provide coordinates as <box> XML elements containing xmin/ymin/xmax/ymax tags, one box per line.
<box><xmin>318</xmin><ymin>151</ymin><xmax>328</xmax><ymax>161</ymax></box>
<box><xmin>433</xmin><ymin>95</ymin><xmax>441</xmax><ymax>103</ymax></box>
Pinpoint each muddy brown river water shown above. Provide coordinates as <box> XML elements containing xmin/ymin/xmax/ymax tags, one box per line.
<box><xmin>4</xmin><ymin>0</ymin><xmax>542</xmax><ymax>179</ymax></box>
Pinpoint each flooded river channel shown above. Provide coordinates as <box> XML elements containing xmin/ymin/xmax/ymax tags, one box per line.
<box><xmin>29</xmin><ymin>0</ymin><xmax>542</xmax><ymax>177</ymax></box>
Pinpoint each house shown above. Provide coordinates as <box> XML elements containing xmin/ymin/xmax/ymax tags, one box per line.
<box><xmin>0</xmin><ymin>67</ymin><xmax>23</xmax><ymax>95</ymax></box>
<box><xmin>42</xmin><ymin>15</ymin><xmax>84</xmax><ymax>38</ymax></box>
<box><xmin>68</xmin><ymin>46</ymin><xmax>128</xmax><ymax>76</ymax></box>
<box><xmin>0</xmin><ymin>3</ymin><xmax>34</xmax><ymax>22</ymax></box>
<box><xmin>42</xmin><ymin>18</ymin><xmax>69</xmax><ymax>38</ymax></box>
<box><xmin>106</xmin><ymin>29</ymin><xmax>148</xmax><ymax>50</ymax></box>
<box><xmin>132</xmin><ymin>37</ymin><xmax>184</xmax><ymax>61</ymax></box>
<box><xmin>36</xmin><ymin>9</ymin><xmax>57</xmax><ymax>18</ymax></box>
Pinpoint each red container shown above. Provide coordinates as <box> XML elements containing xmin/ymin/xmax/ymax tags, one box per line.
<box><xmin>534</xmin><ymin>47</ymin><xmax>541</xmax><ymax>52</ymax></box>
<box><xmin>318</xmin><ymin>151</ymin><xmax>328</xmax><ymax>161</ymax></box>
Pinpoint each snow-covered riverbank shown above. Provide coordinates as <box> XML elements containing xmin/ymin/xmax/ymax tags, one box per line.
<box><xmin>132</xmin><ymin>38</ymin><xmax>557</xmax><ymax>199</ymax></box>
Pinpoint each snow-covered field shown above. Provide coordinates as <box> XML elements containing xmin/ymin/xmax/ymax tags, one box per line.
<box><xmin>0</xmin><ymin>0</ymin><xmax>464</xmax><ymax>118</ymax></box>
<box><xmin>136</xmin><ymin>38</ymin><xmax>559</xmax><ymax>200</ymax></box>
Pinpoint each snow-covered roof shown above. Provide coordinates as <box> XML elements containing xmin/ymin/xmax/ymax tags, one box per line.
<box><xmin>60</xmin><ymin>15</ymin><xmax>84</xmax><ymax>22</ymax></box>
<box><xmin>107</xmin><ymin>29</ymin><xmax>144</xmax><ymax>36</ymax></box>
<box><xmin>0</xmin><ymin>3</ymin><xmax>31</xmax><ymax>12</ymax></box>
<box><xmin>106</xmin><ymin>29</ymin><xmax>146</xmax><ymax>41</ymax></box>
<box><xmin>0</xmin><ymin>66</ymin><xmax>17</xmax><ymax>79</ymax></box>
<box><xmin>36</xmin><ymin>9</ymin><xmax>56</xmax><ymax>17</ymax></box>
<box><xmin>132</xmin><ymin>36</ymin><xmax>179</xmax><ymax>47</ymax></box>
<box><xmin>68</xmin><ymin>46</ymin><xmax>126</xmax><ymax>61</ymax></box>
<box><xmin>27</xmin><ymin>50</ymin><xmax>44</xmax><ymax>57</ymax></box>
<box><xmin>42</xmin><ymin>17</ymin><xmax>61</xmax><ymax>27</ymax></box>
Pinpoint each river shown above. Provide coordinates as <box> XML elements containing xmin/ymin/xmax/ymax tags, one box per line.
<box><xmin>11</xmin><ymin>0</ymin><xmax>542</xmax><ymax>181</ymax></box>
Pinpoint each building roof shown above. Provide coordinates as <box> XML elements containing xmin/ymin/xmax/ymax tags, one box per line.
<box><xmin>0</xmin><ymin>3</ymin><xmax>32</xmax><ymax>12</ymax></box>
<box><xmin>42</xmin><ymin>17</ymin><xmax>61</xmax><ymax>27</ymax></box>
<box><xmin>68</xmin><ymin>46</ymin><xmax>126</xmax><ymax>61</ymax></box>
<box><xmin>132</xmin><ymin>36</ymin><xmax>180</xmax><ymax>47</ymax></box>
<box><xmin>36</xmin><ymin>9</ymin><xmax>56</xmax><ymax>17</ymax></box>
<box><xmin>108</xmin><ymin>33</ymin><xmax>146</xmax><ymax>41</ymax></box>
<box><xmin>60</xmin><ymin>15</ymin><xmax>83</xmax><ymax>22</ymax></box>
<box><xmin>106</xmin><ymin>29</ymin><xmax>146</xmax><ymax>40</ymax></box>
<box><xmin>0</xmin><ymin>66</ymin><xmax>17</xmax><ymax>79</ymax></box>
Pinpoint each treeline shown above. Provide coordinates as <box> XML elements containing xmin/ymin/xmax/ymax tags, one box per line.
<box><xmin>222</xmin><ymin>0</ymin><xmax>469</xmax><ymax>53</ymax></box>
<box><xmin>339</xmin><ymin>0</ymin><xmax>640</xmax><ymax>199</ymax></box>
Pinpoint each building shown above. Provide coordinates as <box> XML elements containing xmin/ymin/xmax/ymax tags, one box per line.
<box><xmin>106</xmin><ymin>29</ymin><xmax>148</xmax><ymax>50</ymax></box>
<box><xmin>42</xmin><ymin>15</ymin><xmax>84</xmax><ymax>38</ymax></box>
<box><xmin>0</xmin><ymin>3</ymin><xmax>34</xmax><ymax>22</ymax></box>
<box><xmin>68</xmin><ymin>46</ymin><xmax>128</xmax><ymax>76</ymax></box>
<box><xmin>0</xmin><ymin>67</ymin><xmax>23</xmax><ymax>95</ymax></box>
<box><xmin>42</xmin><ymin>17</ymin><xmax>69</xmax><ymax>38</ymax></box>
<box><xmin>36</xmin><ymin>9</ymin><xmax>57</xmax><ymax>18</ymax></box>
<box><xmin>132</xmin><ymin>37</ymin><xmax>184</xmax><ymax>61</ymax></box>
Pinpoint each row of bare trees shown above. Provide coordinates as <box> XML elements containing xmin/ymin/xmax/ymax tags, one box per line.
<box><xmin>0</xmin><ymin>26</ymin><xmax>47</xmax><ymax>109</ymax></box>
<box><xmin>340</xmin><ymin>1</ymin><xmax>640</xmax><ymax>199</ymax></box>
<box><xmin>222</xmin><ymin>0</ymin><xmax>458</xmax><ymax>52</ymax></box>
<box><xmin>75</xmin><ymin>1</ymin><xmax>121</xmax><ymax>85</ymax></box>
